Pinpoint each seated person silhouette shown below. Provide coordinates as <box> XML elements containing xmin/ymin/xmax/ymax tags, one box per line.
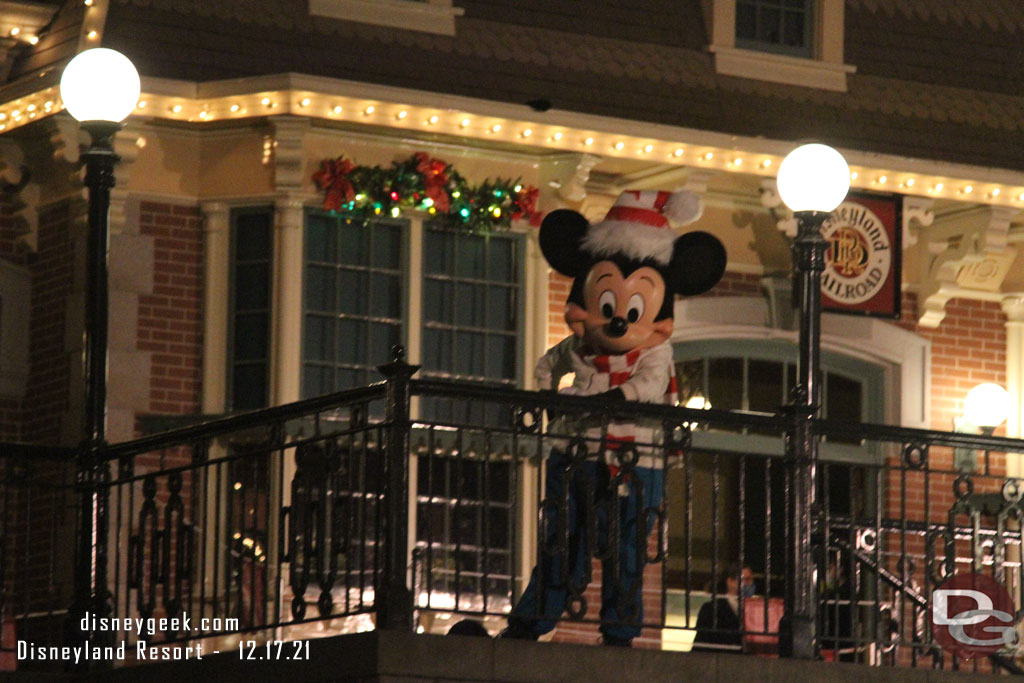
<box><xmin>692</xmin><ymin>564</ymin><xmax>754</xmax><ymax>653</ymax></box>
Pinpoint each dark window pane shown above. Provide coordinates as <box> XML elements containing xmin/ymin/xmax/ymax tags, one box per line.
<box><xmin>424</xmin><ymin>229</ymin><xmax>453</xmax><ymax>275</ymax></box>
<box><xmin>455</xmin><ymin>282</ymin><xmax>485</xmax><ymax>327</ymax></box>
<box><xmin>486</xmin><ymin>334</ymin><xmax>516</xmax><ymax>380</ymax></box>
<box><xmin>783</xmin><ymin>10</ymin><xmax>805</xmax><ymax>46</ymax></box>
<box><xmin>371</xmin><ymin>273</ymin><xmax>401</xmax><ymax>319</ymax></box>
<box><xmin>456</xmin><ymin>235</ymin><xmax>486</xmax><ymax>279</ymax></box>
<box><xmin>827</xmin><ymin>372</ymin><xmax>862</xmax><ymax>422</ymax></box>
<box><xmin>337</xmin><ymin>319</ymin><xmax>366</xmax><ymax>365</ymax></box>
<box><xmin>305</xmin><ymin>216</ymin><xmax>334</xmax><ymax>262</ymax></box>
<box><xmin>305</xmin><ymin>265</ymin><xmax>335</xmax><ymax>313</ymax></box>
<box><xmin>233</xmin><ymin>364</ymin><xmax>268</xmax><ymax>409</ymax></box>
<box><xmin>369</xmin><ymin>323</ymin><xmax>401</xmax><ymax>364</ymax></box>
<box><xmin>235</xmin><ymin>263</ymin><xmax>270</xmax><ymax>310</ymax></box>
<box><xmin>234</xmin><ymin>314</ymin><xmax>269</xmax><ymax>361</ymax></box>
<box><xmin>235</xmin><ymin>213</ymin><xmax>271</xmax><ymax>261</ymax></box>
<box><xmin>373</xmin><ymin>223</ymin><xmax>402</xmax><ymax>269</ymax></box>
<box><xmin>487</xmin><ymin>286</ymin><xmax>515</xmax><ymax>331</ymax></box>
<box><xmin>736</xmin><ymin>2</ymin><xmax>757</xmax><ymax>40</ymax></box>
<box><xmin>422</xmin><ymin>328</ymin><xmax>449</xmax><ymax>372</ymax></box>
<box><xmin>302</xmin><ymin>365</ymin><xmax>332</xmax><ymax>399</ymax></box>
<box><xmin>488</xmin><ymin>238</ymin><xmax>514</xmax><ymax>282</ymax></box>
<box><xmin>423</xmin><ymin>279</ymin><xmax>453</xmax><ymax>323</ymax></box>
<box><xmin>707</xmin><ymin>357</ymin><xmax>743</xmax><ymax>411</ymax></box>
<box><xmin>338</xmin><ymin>220</ymin><xmax>368</xmax><ymax>264</ymax></box>
<box><xmin>336</xmin><ymin>269</ymin><xmax>366</xmax><ymax>315</ymax></box>
<box><xmin>758</xmin><ymin>6</ymin><xmax>781</xmax><ymax>42</ymax></box>
<box><xmin>749</xmin><ymin>360</ymin><xmax>784</xmax><ymax>413</ymax></box>
<box><xmin>304</xmin><ymin>315</ymin><xmax>334</xmax><ymax>362</ymax></box>
<box><xmin>455</xmin><ymin>331</ymin><xmax>486</xmax><ymax>377</ymax></box>
<box><xmin>676</xmin><ymin>359</ymin><xmax>705</xmax><ymax>402</ymax></box>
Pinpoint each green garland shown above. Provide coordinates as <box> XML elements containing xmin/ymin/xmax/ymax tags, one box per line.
<box><xmin>312</xmin><ymin>152</ymin><xmax>541</xmax><ymax>232</ymax></box>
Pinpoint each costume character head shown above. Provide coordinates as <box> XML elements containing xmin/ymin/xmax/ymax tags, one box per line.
<box><xmin>539</xmin><ymin>190</ymin><xmax>726</xmax><ymax>355</ymax></box>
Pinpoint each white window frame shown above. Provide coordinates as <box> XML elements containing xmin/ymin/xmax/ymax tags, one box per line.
<box><xmin>309</xmin><ymin>0</ymin><xmax>464</xmax><ymax>36</ymax></box>
<box><xmin>709</xmin><ymin>0</ymin><xmax>856</xmax><ymax>92</ymax></box>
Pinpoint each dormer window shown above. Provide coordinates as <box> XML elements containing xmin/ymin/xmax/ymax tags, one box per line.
<box><xmin>735</xmin><ymin>0</ymin><xmax>813</xmax><ymax>58</ymax></box>
<box><xmin>709</xmin><ymin>0</ymin><xmax>855</xmax><ymax>92</ymax></box>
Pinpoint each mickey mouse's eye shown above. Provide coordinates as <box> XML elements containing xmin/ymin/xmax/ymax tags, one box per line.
<box><xmin>599</xmin><ymin>291</ymin><xmax>616</xmax><ymax>318</ymax></box>
<box><xmin>627</xmin><ymin>294</ymin><xmax>644</xmax><ymax>323</ymax></box>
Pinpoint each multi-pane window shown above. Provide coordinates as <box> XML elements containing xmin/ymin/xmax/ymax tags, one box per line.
<box><xmin>302</xmin><ymin>212</ymin><xmax>405</xmax><ymax>397</ymax></box>
<box><xmin>735</xmin><ymin>0</ymin><xmax>813</xmax><ymax>57</ymax></box>
<box><xmin>228</xmin><ymin>208</ymin><xmax>274</xmax><ymax>411</ymax></box>
<box><xmin>419</xmin><ymin>225</ymin><xmax>523</xmax><ymax>425</ymax></box>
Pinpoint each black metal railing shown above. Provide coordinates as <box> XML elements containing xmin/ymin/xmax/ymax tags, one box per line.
<box><xmin>4</xmin><ymin>349</ymin><xmax>1024</xmax><ymax>674</ymax></box>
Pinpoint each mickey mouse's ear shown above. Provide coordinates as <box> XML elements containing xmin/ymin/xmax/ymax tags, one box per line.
<box><xmin>539</xmin><ymin>209</ymin><xmax>590</xmax><ymax>277</ymax></box>
<box><xmin>665</xmin><ymin>231</ymin><xmax>727</xmax><ymax>296</ymax></box>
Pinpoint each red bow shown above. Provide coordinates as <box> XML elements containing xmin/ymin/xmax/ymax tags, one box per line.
<box><xmin>415</xmin><ymin>153</ymin><xmax>450</xmax><ymax>212</ymax></box>
<box><xmin>312</xmin><ymin>158</ymin><xmax>355</xmax><ymax>211</ymax></box>
<box><xmin>512</xmin><ymin>186</ymin><xmax>542</xmax><ymax>226</ymax></box>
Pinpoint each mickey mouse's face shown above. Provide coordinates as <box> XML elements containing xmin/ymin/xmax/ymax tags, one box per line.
<box><xmin>565</xmin><ymin>260</ymin><xmax>674</xmax><ymax>354</ymax></box>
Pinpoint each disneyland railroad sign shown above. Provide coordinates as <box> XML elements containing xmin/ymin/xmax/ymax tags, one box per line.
<box><xmin>820</xmin><ymin>192</ymin><xmax>902</xmax><ymax>318</ymax></box>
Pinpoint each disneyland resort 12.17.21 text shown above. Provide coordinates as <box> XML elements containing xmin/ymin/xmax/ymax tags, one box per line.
<box><xmin>16</xmin><ymin>613</ymin><xmax>310</xmax><ymax>664</ymax></box>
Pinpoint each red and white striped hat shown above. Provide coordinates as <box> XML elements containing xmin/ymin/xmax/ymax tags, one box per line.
<box><xmin>581</xmin><ymin>190</ymin><xmax>703</xmax><ymax>266</ymax></box>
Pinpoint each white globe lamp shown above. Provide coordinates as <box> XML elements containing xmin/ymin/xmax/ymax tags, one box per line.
<box><xmin>777</xmin><ymin>143</ymin><xmax>851</xmax><ymax>213</ymax></box>
<box><xmin>60</xmin><ymin>48</ymin><xmax>140</xmax><ymax>124</ymax></box>
<box><xmin>964</xmin><ymin>383</ymin><xmax>1011</xmax><ymax>432</ymax></box>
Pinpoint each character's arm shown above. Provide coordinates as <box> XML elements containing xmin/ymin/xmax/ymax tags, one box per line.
<box><xmin>534</xmin><ymin>336</ymin><xmax>577</xmax><ymax>391</ymax></box>
<box><xmin>615</xmin><ymin>342</ymin><xmax>673</xmax><ymax>403</ymax></box>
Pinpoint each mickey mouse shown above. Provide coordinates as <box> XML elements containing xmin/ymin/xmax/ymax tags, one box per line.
<box><xmin>501</xmin><ymin>190</ymin><xmax>726</xmax><ymax>646</ymax></box>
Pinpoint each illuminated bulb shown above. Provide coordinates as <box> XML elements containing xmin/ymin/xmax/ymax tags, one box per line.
<box><xmin>613</xmin><ymin>141</ymin><xmax>624</xmax><ymax>150</ymax></box>
<box><xmin>427</xmin><ymin>115</ymin><xmax>439</xmax><ymax>124</ymax></box>
<box><xmin>9</xmin><ymin>28</ymin><xmax>20</xmax><ymax>37</ymax></box>
<box><xmin>732</xmin><ymin>157</ymin><xmax>742</xmax><ymax>167</ymax></box>
<box><xmin>84</xmin><ymin>0</ymin><xmax>93</xmax><ymax>5</ymax></box>
<box><xmin>850</xmin><ymin>171</ymin><xmax>859</xmax><ymax>180</ymax></box>
<box><xmin>87</xmin><ymin>30</ymin><xmax>97</xmax><ymax>39</ymax></box>
<box><xmin>198</xmin><ymin>110</ymin><xmax>209</xmax><ymax>119</ymax></box>
<box><xmin>10</xmin><ymin>110</ymin><xmax>19</xmax><ymax>117</ymax></box>
<box><xmin>963</xmin><ymin>185</ymin><xmax>973</xmax><ymax>194</ymax></box>
<box><xmin>396</xmin><ymin>110</ymin><xmax>407</xmax><ymax>119</ymax></box>
<box><xmin>391</xmin><ymin>207</ymin><xmax>401</xmax><ymax>218</ymax></box>
<box><xmin>332</xmin><ymin>105</ymin><xmax>342</xmax><ymax>114</ymax></box>
<box><xmin>28</xmin><ymin>112</ymin><xmax>35</xmax><ymax>119</ymax></box>
<box><xmin>460</xmin><ymin>117</ymin><xmax>471</xmax><ymax>128</ymax></box>
<box><xmin>230</xmin><ymin>103</ymin><xmax>240</xmax><ymax>112</ymax></box>
<box><xmin>932</xmin><ymin>183</ymin><xmax>944</xmax><ymax>193</ymax></box>
<box><xmin>643</xmin><ymin>144</ymin><xmax>654</xmax><ymax>153</ymax></box>
<box><xmin>703</xmin><ymin>152</ymin><xmax>714</xmax><ymax>161</ymax></box>
<box><xmin>363</xmin><ymin>105</ymin><xmax>375</xmax><ymax>115</ymax></box>
<box><xmin>490</xmin><ymin>123</ymin><xmax>501</xmax><ymax>133</ymax></box>
<box><xmin>584</xmin><ymin>137</ymin><xmax>594</xmax><ymax>146</ymax></box>
<box><xmin>422</xmin><ymin>197</ymin><xmax>434</xmax><ymax>208</ymax></box>
<box><xmin>514</xmin><ymin>184</ymin><xmax>522</xmax><ymax>192</ymax></box>
<box><xmin>905</xmin><ymin>178</ymin><xmax>915</xmax><ymax>187</ymax></box>
<box><xmin>492</xmin><ymin>206</ymin><xmax>502</xmax><ymax>218</ymax></box>
<box><xmin>171</xmin><ymin>104</ymin><xmax>182</xmax><ymax>113</ymax></box>
<box><xmin>1019</xmin><ymin>192</ymin><xmax>1024</xmax><ymax>201</ymax></box>
<box><xmin>551</xmin><ymin>132</ymin><xmax>563</xmax><ymax>141</ymax></box>
<box><xmin>299</xmin><ymin>97</ymin><xmax>311</xmax><ymax>107</ymax></box>
<box><xmin>233</xmin><ymin>482</ymin><xmax>242</xmax><ymax>491</ymax></box>
<box><xmin>136</xmin><ymin>100</ymin><xmax>146</xmax><ymax>109</ymax></box>
<box><xmin>261</xmin><ymin>97</ymin><xmax>271</xmax><ymax>106</ymax></box>
<box><xmin>452</xmin><ymin>191</ymin><xmax>461</xmax><ymax>199</ymax></box>
<box><xmin>991</xmin><ymin>188</ymin><xmax>1001</xmax><ymax>197</ymax></box>
<box><xmin>761</xmin><ymin>159</ymin><xmax>772</xmax><ymax>168</ymax></box>
<box><xmin>233</xmin><ymin>532</ymin><xmax>241</xmax><ymax>540</ymax></box>
<box><xmin>674</xmin><ymin>148</ymin><xmax>684</xmax><ymax>157</ymax></box>
<box><xmin>28</xmin><ymin>36</ymin><xmax>38</xmax><ymax>45</ymax></box>
<box><xmin>136</xmin><ymin>136</ymin><xmax>146</xmax><ymax>148</ymax></box>
<box><xmin>0</xmin><ymin>113</ymin><xmax>6</xmax><ymax>121</ymax></box>
<box><xmin>521</xmin><ymin>128</ymin><xmax>532</xmax><ymax>137</ymax></box>
<box><xmin>877</xmin><ymin>175</ymin><xmax>887</xmax><ymax>184</ymax></box>
<box><xmin>26</xmin><ymin>104</ymin><xmax>35</xmax><ymax>112</ymax></box>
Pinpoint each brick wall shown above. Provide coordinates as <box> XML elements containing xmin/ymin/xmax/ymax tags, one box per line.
<box><xmin>22</xmin><ymin>200</ymin><xmax>75</xmax><ymax>444</ymax></box>
<box><xmin>136</xmin><ymin>201</ymin><xmax>203</xmax><ymax>418</ymax></box>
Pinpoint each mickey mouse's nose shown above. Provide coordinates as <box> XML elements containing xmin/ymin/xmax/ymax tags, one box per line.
<box><xmin>606</xmin><ymin>317</ymin><xmax>628</xmax><ymax>338</ymax></box>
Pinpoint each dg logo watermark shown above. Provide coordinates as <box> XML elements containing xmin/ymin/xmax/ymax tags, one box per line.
<box><xmin>931</xmin><ymin>572</ymin><xmax>1019</xmax><ymax>658</ymax></box>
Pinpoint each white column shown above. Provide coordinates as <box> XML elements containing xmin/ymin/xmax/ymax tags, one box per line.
<box><xmin>270</xmin><ymin>194</ymin><xmax>305</xmax><ymax>406</ymax></box>
<box><xmin>1002</xmin><ymin>296</ymin><xmax>1024</xmax><ymax>477</ymax></box>
<box><xmin>201</xmin><ymin>202</ymin><xmax>230</xmax><ymax>414</ymax></box>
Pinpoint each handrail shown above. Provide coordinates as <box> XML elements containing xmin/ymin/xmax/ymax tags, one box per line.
<box><xmin>101</xmin><ymin>382</ymin><xmax>387</xmax><ymax>460</ymax></box>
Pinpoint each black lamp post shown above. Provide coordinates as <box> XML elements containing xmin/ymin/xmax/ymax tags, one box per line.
<box><xmin>776</xmin><ymin>143</ymin><xmax>851</xmax><ymax>659</ymax></box>
<box><xmin>59</xmin><ymin>47</ymin><xmax>140</xmax><ymax>649</ymax></box>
